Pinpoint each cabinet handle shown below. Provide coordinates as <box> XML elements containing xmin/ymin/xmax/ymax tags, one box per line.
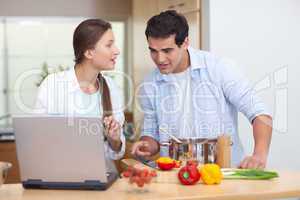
<box><xmin>167</xmin><ymin>2</ymin><xmax>185</xmax><ymax>10</ymax></box>
<box><xmin>177</xmin><ymin>3</ymin><xmax>185</xmax><ymax>7</ymax></box>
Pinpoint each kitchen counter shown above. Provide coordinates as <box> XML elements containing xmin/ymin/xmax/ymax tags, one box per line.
<box><xmin>1</xmin><ymin>171</ymin><xmax>300</xmax><ymax>200</ymax></box>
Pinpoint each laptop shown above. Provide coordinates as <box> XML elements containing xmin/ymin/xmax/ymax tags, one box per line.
<box><xmin>12</xmin><ymin>115</ymin><xmax>118</xmax><ymax>190</ymax></box>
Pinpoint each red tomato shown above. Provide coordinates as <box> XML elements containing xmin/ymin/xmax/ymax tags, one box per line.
<box><xmin>140</xmin><ymin>169</ymin><xmax>149</xmax><ymax>177</ymax></box>
<box><xmin>150</xmin><ymin>170</ymin><xmax>157</xmax><ymax>177</ymax></box>
<box><xmin>143</xmin><ymin>175</ymin><xmax>152</xmax><ymax>184</ymax></box>
<box><xmin>136</xmin><ymin>178</ymin><xmax>145</xmax><ymax>187</ymax></box>
<box><xmin>174</xmin><ymin>160</ymin><xmax>182</xmax><ymax>168</ymax></box>
<box><xmin>122</xmin><ymin>170</ymin><xmax>131</xmax><ymax>178</ymax></box>
<box><xmin>132</xmin><ymin>176</ymin><xmax>139</xmax><ymax>184</ymax></box>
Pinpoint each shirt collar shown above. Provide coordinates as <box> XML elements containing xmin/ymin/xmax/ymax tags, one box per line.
<box><xmin>155</xmin><ymin>46</ymin><xmax>206</xmax><ymax>82</ymax></box>
<box><xmin>188</xmin><ymin>46</ymin><xmax>206</xmax><ymax>70</ymax></box>
<box><xmin>68</xmin><ymin>66</ymin><xmax>81</xmax><ymax>93</ymax></box>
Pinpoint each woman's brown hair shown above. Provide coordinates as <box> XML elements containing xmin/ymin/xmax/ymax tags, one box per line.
<box><xmin>73</xmin><ymin>19</ymin><xmax>112</xmax><ymax>116</ymax></box>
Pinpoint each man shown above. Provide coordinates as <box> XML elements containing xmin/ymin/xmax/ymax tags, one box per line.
<box><xmin>131</xmin><ymin>10</ymin><xmax>272</xmax><ymax>168</ymax></box>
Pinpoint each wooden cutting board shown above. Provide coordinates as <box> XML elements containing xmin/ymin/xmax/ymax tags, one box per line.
<box><xmin>120</xmin><ymin>158</ymin><xmax>180</xmax><ymax>184</ymax></box>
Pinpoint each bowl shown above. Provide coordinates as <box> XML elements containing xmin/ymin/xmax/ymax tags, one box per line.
<box><xmin>122</xmin><ymin>166</ymin><xmax>157</xmax><ymax>192</ymax></box>
<box><xmin>0</xmin><ymin>162</ymin><xmax>12</xmax><ymax>186</ymax></box>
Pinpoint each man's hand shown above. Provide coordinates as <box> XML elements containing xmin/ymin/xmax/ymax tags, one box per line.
<box><xmin>131</xmin><ymin>141</ymin><xmax>152</xmax><ymax>159</ymax></box>
<box><xmin>239</xmin><ymin>115</ymin><xmax>272</xmax><ymax>169</ymax></box>
<box><xmin>131</xmin><ymin>136</ymin><xmax>160</xmax><ymax>160</ymax></box>
<box><xmin>239</xmin><ymin>153</ymin><xmax>267</xmax><ymax>169</ymax></box>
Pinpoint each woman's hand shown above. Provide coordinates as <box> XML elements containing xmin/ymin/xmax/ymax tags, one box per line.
<box><xmin>103</xmin><ymin>116</ymin><xmax>122</xmax><ymax>152</ymax></box>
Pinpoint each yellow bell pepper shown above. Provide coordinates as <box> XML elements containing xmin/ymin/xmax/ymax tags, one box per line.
<box><xmin>199</xmin><ymin>164</ymin><xmax>223</xmax><ymax>185</ymax></box>
<box><xmin>156</xmin><ymin>157</ymin><xmax>174</xmax><ymax>164</ymax></box>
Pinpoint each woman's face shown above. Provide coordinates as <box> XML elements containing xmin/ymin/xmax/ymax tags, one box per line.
<box><xmin>89</xmin><ymin>29</ymin><xmax>120</xmax><ymax>70</ymax></box>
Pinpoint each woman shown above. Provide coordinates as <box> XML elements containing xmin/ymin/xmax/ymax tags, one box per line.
<box><xmin>35</xmin><ymin>19</ymin><xmax>125</xmax><ymax>172</ymax></box>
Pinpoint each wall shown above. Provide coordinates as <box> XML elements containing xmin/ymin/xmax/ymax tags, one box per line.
<box><xmin>0</xmin><ymin>0</ymin><xmax>131</xmax><ymax>19</ymax></box>
<box><xmin>203</xmin><ymin>0</ymin><xmax>300</xmax><ymax>170</ymax></box>
<box><xmin>0</xmin><ymin>0</ymin><xmax>132</xmax><ymax>121</ymax></box>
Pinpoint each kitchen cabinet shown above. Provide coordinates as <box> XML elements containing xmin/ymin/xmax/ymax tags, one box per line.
<box><xmin>184</xmin><ymin>10</ymin><xmax>201</xmax><ymax>49</ymax></box>
<box><xmin>0</xmin><ymin>141</ymin><xmax>20</xmax><ymax>183</ymax></box>
<box><xmin>158</xmin><ymin>0</ymin><xmax>200</xmax><ymax>13</ymax></box>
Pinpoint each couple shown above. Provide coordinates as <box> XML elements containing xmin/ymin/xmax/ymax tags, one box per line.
<box><xmin>36</xmin><ymin>10</ymin><xmax>272</xmax><ymax>172</ymax></box>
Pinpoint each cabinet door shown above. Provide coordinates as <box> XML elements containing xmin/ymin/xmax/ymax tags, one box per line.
<box><xmin>158</xmin><ymin>0</ymin><xmax>180</xmax><ymax>11</ymax></box>
<box><xmin>0</xmin><ymin>142</ymin><xmax>21</xmax><ymax>183</ymax></box>
<box><xmin>158</xmin><ymin>0</ymin><xmax>200</xmax><ymax>13</ymax></box>
<box><xmin>184</xmin><ymin>11</ymin><xmax>201</xmax><ymax>49</ymax></box>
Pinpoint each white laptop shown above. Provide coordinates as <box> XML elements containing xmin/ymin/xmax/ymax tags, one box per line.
<box><xmin>12</xmin><ymin>115</ymin><xmax>118</xmax><ymax>190</ymax></box>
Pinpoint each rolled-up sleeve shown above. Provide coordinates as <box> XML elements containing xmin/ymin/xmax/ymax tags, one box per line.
<box><xmin>106</xmin><ymin>131</ymin><xmax>126</xmax><ymax>160</ymax></box>
<box><xmin>138</xmin><ymin>81</ymin><xmax>159</xmax><ymax>141</ymax></box>
<box><xmin>218</xmin><ymin>59</ymin><xmax>272</xmax><ymax>123</ymax></box>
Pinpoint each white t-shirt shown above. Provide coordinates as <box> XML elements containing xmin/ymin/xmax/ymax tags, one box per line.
<box><xmin>170</xmin><ymin>67</ymin><xmax>194</xmax><ymax>138</ymax></box>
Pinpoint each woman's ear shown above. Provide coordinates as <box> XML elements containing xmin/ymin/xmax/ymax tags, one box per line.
<box><xmin>84</xmin><ymin>49</ymin><xmax>94</xmax><ymax>60</ymax></box>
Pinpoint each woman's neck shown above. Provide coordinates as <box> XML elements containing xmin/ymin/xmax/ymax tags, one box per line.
<box><xmin>75</xmin><ymin>62</ymin><xmax>99</xmax><ymax>94</ymax></box>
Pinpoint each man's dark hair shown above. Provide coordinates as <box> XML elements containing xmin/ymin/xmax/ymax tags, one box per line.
<box><xmin>145</xmin><ymin>10</ymin><xmax>189</xmax><ymax>47</ymax></box>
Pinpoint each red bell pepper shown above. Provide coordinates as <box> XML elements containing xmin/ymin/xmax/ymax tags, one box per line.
<box><xmin>178</xmin><ymin>162</ymin><xmax>201</xmax><ymax>185</ymax></box>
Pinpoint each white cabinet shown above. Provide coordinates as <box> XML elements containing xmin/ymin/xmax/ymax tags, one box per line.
<box><xmin>158</xmin><ymin>0</ymin><xmax>200</xmax><ymax>14</ymax></box>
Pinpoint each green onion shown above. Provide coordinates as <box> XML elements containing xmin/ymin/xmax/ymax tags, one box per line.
<box><xmin>222</xmin><ymin>169</ymin><xmax>279</xmax><ymax>180</ymax></box>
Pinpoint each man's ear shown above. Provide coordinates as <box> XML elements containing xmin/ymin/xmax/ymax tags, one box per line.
<box><xmin>84</xmin><ymin>49</ymin><xmax>94</xmax><ymax>60</ymax></box>
<box><xmin>182</xmin><ymin>37</ymin><xmax>189</xmax><ymax>49</ymax></box>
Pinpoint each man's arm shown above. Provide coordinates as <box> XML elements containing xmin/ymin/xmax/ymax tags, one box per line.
<box><xmin>131</xmin><ymin>79</ymin><xmax>160</xmax><ymax>159</ymax></box>
<box><xmin>253</xmin><ymin>115</ymin><xmax>272</xmax><ymax>158</ymax></box>
<box><xmin>239</xmin><ymin>115</ymin><xmax>272</xmax><ymax>169</ymax></box>
<box><xmin>218</xmin><ymin>59</ymin><xmax>273</xmax><ymax>168</ymax></box>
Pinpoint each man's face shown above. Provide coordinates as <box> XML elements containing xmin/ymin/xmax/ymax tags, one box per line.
<box><xmin>147</xmin><ymin>34</ymin><xmax>188</xmax><ymax>74</ymax></box>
